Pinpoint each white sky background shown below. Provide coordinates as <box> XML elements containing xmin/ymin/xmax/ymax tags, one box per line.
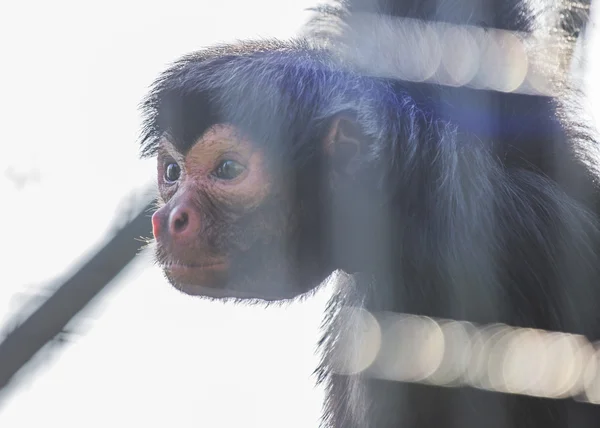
<box><xmin>0</xmin><ymin>1</ymin><xmax>598</xmax><ymax>428</ymax></box>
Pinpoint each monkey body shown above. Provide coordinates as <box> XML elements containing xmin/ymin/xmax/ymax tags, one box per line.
<box><xmin>140</xmin><ymin>2</ymin><xmax>600</xmax><ymax>425</ymax></box>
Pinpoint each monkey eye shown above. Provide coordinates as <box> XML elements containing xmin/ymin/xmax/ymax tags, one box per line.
<box><xmin>164</xmin><ymin>162</ymin><xmax>181</xmax><ymax>182</ymax></box>
<box><xmin>214</xmin><ymin>160</ymin><xmax>245</xmax><ymax>180</ymax></box>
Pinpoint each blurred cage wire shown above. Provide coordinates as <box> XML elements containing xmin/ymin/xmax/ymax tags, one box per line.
<box><xmin>303</xmin><ymin>0</ymin><xmax>595</xmax><ymax>94</ymax></box>
<box><xmin>0</xmin><ymin>0</ymin><xmax>599</xmax><ymax>415</ymax></box>
<box><xmin>306</xmin><ymin>0</ymin><xmax>600</xmax><ymax>408</ymax></box>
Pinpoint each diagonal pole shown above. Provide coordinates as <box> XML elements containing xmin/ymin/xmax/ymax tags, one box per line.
<box><xmin>0</xmin><ymin>198</ymin><xmax>155</xmax><ymax>393</ymax></box>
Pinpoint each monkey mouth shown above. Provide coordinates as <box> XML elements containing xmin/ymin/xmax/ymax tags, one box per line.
<box><xmin>164</xmin><ymin>261</ymin><xmax>229</xmax><ymax>274</ymax></box>
<box><xmin>163</xmin><ymin>261</ymin><xmax>229</xmax><ymax>289</ymax></box>
<box><xmin>160</xmin><ymin>260</ymin><xmax>303</xmax><ymax>301</ymax></box>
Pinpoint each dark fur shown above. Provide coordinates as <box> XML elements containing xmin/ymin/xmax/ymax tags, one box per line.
<box><xmin>140</xmin><ymin>0</ymin><xmax>600</xmax><ymax>425</ymax></box>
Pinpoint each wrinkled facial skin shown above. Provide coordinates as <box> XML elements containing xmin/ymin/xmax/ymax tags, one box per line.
<box><xmin>152</xmin><ymin>124</ymin><xmax>301</xmax><ymax>301</ymax></box>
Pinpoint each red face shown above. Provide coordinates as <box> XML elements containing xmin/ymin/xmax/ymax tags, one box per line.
<box><xmin>152</xmin><ymin>124</ymin><xmax>294</xmax><ymax>300</ymax></box>
<box><xmin>151</xmin><ymin>117</ymin><xmax>364</xmax><ymax>301</ymax></box>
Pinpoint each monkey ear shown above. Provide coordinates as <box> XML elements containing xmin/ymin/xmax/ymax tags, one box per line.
<box><xmin>325</xmin><ymin>115</ymin><xmax>365</xmax><ymax>175</ymax></box>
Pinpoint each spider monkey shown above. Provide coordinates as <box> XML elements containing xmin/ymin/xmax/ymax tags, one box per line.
<box><xmin>140</xmin><ymin>0</ymin><xmax>600</xmax><ymax>426</ymax></box>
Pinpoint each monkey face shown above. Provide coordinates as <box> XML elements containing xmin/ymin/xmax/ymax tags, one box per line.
<box><xmin>151</xmin><ymin>124</ymin><xmax>327</xmax><ymax>301</ymax></box>
<box><xmin>149</xmin><ymin>111</ymin><xmax>373</xmax><ymax>301</ymax></box>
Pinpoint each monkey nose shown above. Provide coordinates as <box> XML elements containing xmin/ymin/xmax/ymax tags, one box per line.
<box><xmin>167</xmin><ymin>204</ymin><xmax>200</xmax><ymax>241</ymax></box>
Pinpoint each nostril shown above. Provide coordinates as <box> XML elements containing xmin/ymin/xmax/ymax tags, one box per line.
<box><xmin>167</xmin><ymin>203</ymin><xmax>200</xmax><ymax>240</ymax></box>
<box><xmin>169</xmin><ymin>206</ymin><xmax>191</xmax><ymax>235</ymax></box>
<box><xmin>173</xmin><ymin>211</ymin><xmax>189</xmax><ymax>232</ymax></box>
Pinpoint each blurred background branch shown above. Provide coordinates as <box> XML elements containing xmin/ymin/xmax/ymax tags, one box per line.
<box><xmin>0</xmin><ymin>195</ymin><xmax>154</xmax><ymax>392</ymax></box>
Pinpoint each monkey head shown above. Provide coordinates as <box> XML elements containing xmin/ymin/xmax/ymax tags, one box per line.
<box><xmin>141</xmin><ymin>41</ymin><xmax>377</xmax><ymax>301</ymax></box>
